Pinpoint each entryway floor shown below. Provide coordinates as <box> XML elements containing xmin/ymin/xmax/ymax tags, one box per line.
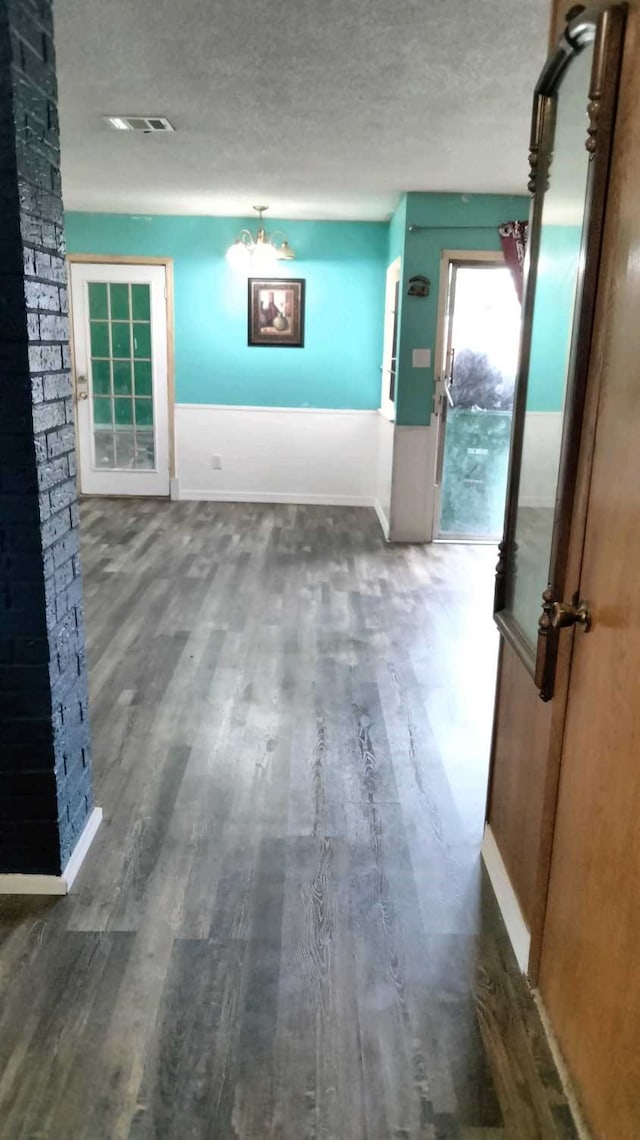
<box><xmin>0</xmin><ymin>501</ymin><xmax>577</xmax><ymax>1139</ymax></box>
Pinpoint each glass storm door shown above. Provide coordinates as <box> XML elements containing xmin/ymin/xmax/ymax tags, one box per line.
<box><xmin>70</xmin><ymin>262</ymin><xmax>170</xmax><ymax>496</ymax></box>
<box><xmin>434</xmin><ymin>259</ymin><xmax>521</xmax><ymax>540</ymax></box>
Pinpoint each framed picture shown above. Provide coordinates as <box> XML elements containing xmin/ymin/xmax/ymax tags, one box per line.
<box><xmin>248</xmin><ymin>278</ymin><xmax>305</xmax><ymax>348</ymax></box>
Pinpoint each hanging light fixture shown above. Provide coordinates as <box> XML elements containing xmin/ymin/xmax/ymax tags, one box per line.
<box><xmin>226</xmin><ymin>205</ymin><xmax>296</xmax><ymax>267</ymax></box>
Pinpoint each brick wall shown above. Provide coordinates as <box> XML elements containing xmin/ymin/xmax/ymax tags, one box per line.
<box><xmin>0</xmin><ymin>0</ymin><xmax>93</xmax><ymax>874</ymax></box>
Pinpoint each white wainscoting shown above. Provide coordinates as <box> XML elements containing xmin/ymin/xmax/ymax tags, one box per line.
<box><xmin>519</xmin><ymin>411</ymin><xmax>564</xmax><ymax>508</ymax></box>
<box><xmin>174</xmin><ymin>405</ymin><xmax>379</xmax><ymax>506</ymax></box>
<box><xmin>374</xmin><ymin>413</ymin><xmax>395</xmax><ymax>539</ymax></box>
<box><xmin>174</xmin><ymin>404</ymin><xmax>440</xmax><ymax>544</ymax></box>
<box><xmin>389</xmin><ymin>423</ymin><xmax>437</xmax><ymax>542</ymax></box>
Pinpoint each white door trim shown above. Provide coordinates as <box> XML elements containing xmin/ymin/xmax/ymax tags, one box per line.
<box><xmin>380</xmin><ymin>256</ymin><xmax>401</xmax><ymax>421</ymax></box>
<box><xmin>430</xmin><ymin>248</ymin><xmax>507</xmax><ymax>540</ymax></box>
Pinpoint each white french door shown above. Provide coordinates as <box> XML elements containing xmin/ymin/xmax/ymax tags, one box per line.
<box><xmin>70</xmin><ymin>261</ymin><xmax>170</xmax><ymax>496</ymax></box>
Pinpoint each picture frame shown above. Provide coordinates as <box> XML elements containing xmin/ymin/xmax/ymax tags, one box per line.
<box><xmin>248</xmin><ymin>278</ymin><xmax>305</xmax><ymax>348</ymax></box>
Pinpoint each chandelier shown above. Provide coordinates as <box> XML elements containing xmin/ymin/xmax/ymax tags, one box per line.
<box><xmin>226</xmin><ymin>205</ymin><xmax>295</xmax><ymax>267</ymax></box>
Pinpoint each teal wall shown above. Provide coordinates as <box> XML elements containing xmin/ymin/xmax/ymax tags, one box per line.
<box><xmin>527</xmin><ymin>225</ymin><xmax>582</xmax><ymax>413</ymax></box>
<box><xmin>65</xmin><ymin>199</ymin><xmax>537</xmax><ymax>419</ymax></box>
<box><xmin>387</xmin><ymin>196</ymin><xmax>407</xmax><ymax>263</ymax></box>
<box><xmin>65</xmin><ymin>213</ymin><xmax>387</xmax><ymax>409</ymax></box>
<box><xmin>393</xmin><ymin>192</ymin><xmax>530</xmax><ymax>425</ymax></box>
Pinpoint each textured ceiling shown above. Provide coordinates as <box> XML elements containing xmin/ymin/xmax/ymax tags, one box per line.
<box><xmin>54</xmin><ymin>0</ymin><xmax>550</xmax><ymax>220</ymax></box>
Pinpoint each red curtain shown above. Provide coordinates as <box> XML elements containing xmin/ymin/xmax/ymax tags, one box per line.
<box><xmin>499</xmin><ymin>220</ymin><xmax>528</xmax><ymax>302</ymax></box>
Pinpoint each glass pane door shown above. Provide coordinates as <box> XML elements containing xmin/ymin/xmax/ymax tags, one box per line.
<box><xmin>70</xmin><ymin>262</ymin><xmax>170</xmax><ymax>497</ymax></box>
<box><xmin>436</xmin><ymin>264</ymin><xmax>521</xmax><ymax>540</ymax></box>
<box><xmin>88</xmin><ymin>281</ymin><xmax>155</xmax><ymax>472</ymax></box>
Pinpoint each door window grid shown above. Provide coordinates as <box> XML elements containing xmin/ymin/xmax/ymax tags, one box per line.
<box><xmin>88</xmin><ymin>282</ymin><xmax>155</xmax><ymax>470</ymax></box>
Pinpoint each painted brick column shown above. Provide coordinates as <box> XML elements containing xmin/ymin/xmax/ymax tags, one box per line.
<box><xmin>0</xmin><ymin>0</ymin><xmax>95</xmax><ymax>876</ymax></box>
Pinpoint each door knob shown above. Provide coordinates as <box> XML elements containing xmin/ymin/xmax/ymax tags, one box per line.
<box><xmin>550</xmin><ymin>599</ymin><xmax>592</xmax><ymax>632</ymax></box>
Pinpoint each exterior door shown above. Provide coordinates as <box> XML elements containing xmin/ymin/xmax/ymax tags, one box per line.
<box><xmin>70</xmin><ymin>262</ymin><xmax>170</xmax><ymax>496</ymax></box>
<box><xmin>536</xmin><ymin>280</ymin><xmax>640</xmax><ymax>1135</ymax></box>
<box><xmin>433</xmin><ymin>254</ymin><xmax>521</xmax><ymax>541</ymax></box>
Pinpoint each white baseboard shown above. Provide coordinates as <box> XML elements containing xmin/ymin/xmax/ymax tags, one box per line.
<box><xmin>374</xmin><ymin>498</ymin><xmax>390</xmax><ymax>540</ymax></box>
<box><xmin>176</xmin><ymin>489</ymin><xmax>374</xmax><ymax>507</ymax></box>
<box><xmin>0</xmin><ymin>807</ymin><xmax>103</xmax><ymax>896</ymax></box>
<box><xmin>481</xmin><ymin>823</ymin><xmax>531</xmax><ymax>973</ymax></box>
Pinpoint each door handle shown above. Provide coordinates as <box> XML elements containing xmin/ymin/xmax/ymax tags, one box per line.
<box><xmin>550</xmin><ymin>599</ymin><xmax>592</xmax><ymax>632</ymax></box>
<box><xmin>444</xmin><ymin>347</ymin><xmax>455</xmax><ymax>406</ymax></box>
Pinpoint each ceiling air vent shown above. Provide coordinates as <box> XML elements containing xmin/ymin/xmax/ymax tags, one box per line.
<box><xmin>103</xmin><ymin>115</ymin><xmax>175</xmax><ymax>133</ymax></box>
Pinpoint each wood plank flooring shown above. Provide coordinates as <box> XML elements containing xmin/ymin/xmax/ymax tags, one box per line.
<box><xmin>0</xmin><ymin>501</ymin><xmax>577</xmax><ymax>1139</ymax></box>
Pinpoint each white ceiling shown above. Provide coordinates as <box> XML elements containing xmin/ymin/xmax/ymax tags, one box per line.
<box><xmin>54</xmin><ymin>0</ymin><xmax>550</xmax><ymax>221</ymax></box>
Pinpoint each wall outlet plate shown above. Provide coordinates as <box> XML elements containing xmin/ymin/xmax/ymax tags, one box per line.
<box><xmin>211</xmin><ymin>455</ymin><xmax>222</xmax><ymax>470</ymax></box>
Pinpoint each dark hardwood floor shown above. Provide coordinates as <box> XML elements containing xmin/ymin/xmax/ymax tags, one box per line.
<box><xmin>0</xmin><ymin>501</ymin><xmax>577</xmax><ymax>1139</ymax></box>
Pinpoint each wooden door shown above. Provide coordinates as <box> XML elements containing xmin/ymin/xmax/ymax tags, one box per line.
<box><xmin>538</xmin><ymin>301</ymin><xmax>640</xmax><ymax>1137</ymax></box>
<box><xmin>537</xmin><ymin>9</ymin><xmax>640</xmax><ymax>1135</ymax></box>
<box><xmin>70</xmin><ymin>261</ymin><xmax>170</xmax><ymax>496</ymax></box>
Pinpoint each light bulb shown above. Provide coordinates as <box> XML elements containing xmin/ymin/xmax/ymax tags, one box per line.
<box><xmin>251</xmin><ymin>242</ymin><xmax>278</xmax><ymax>269</ymax></box>
<box><xmin>226</xmin><ymin>241</ymin><xmax>250</xmax><ymax>269</ymax></box>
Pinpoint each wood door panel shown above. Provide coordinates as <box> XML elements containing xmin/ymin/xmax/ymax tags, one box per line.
<box><xmin>487</xmin><ymin>641</ymin><xmax>553</xmax><ymax>928</ymax></box>
<box><xmin>539</xmin><ymin>450</ymin><xmax>640</xmax><ymax>1135</ymax></box>
<box><xmin>539</xmin><ymin>5</ymin><xmax>640</xmax><ymax>1135</ymax></box>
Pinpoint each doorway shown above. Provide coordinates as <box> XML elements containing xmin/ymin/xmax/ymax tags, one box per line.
<box><xmin>69</xmin><ymin>260</ymin><xmax>172</xmax><ymax>496</ymax></box>
<box><xmin>433</xmin><ymin>253</ymin><xmax>521</xmax><ymax>541</ymax></box>
<box><xmin>379</xmin><ymin>256</ymin><xmax>401</xmax><ymax>419</ymax></box>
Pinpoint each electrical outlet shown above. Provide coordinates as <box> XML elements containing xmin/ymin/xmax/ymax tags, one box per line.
<box><xmin>211</xmin><ymin>454</ymin><xmax>222</xmax><ymax>470</ymax></box>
